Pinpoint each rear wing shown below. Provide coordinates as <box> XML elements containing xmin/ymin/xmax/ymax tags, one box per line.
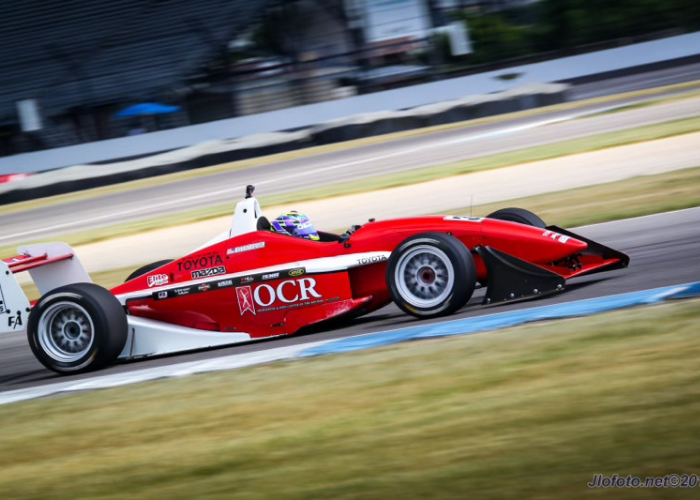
<box><xmin>0</xmin><ymin>243</ymin><xmax>91</xmax><ymax>334</ymax></box>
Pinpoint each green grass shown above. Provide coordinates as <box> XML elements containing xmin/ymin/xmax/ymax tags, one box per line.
<box><xmin>1</xmin><ymin>299</ymin><xmax>699</xmax><ymax>499</ymax></box>
<box><xmin>3</xmin><ymin>114</ymin><xmax>699</xmax><ymax>260</ymax></box>
<box><xmin>3</xmin><ymin>78</ymin><xmax>700</xmax><ymax>219</ymax></box>
<box><xmin>442</xmin><ymin>165</ymin><xmax>700</xmax><ymax>228</ymax></box>
<box><xmin>259</xmin><ymin>115</ymin><xmax>700</xmax><ymax>208</ymax></box>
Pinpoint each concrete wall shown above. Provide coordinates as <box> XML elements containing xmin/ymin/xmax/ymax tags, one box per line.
<box><xmin>3</xmin><ymin>31</ymin><xmax>700</xmax><ymax>175</ymax></box>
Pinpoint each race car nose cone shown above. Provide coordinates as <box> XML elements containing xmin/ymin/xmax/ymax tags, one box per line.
<box><xmin>565</xmin><ymin>235</ymin><xmax>587</xmax><ymax>251</ymax></box>
<box><xmin>566</xmin><ymin>238</ymin><xmax>588</xmax><ymax>252</ymax></box>
<box><xmin>543</xmin><ymin>229</ymin><xmax>587</xmax><ymax>250</ymax></box>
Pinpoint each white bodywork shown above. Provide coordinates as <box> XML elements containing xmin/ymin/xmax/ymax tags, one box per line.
<box><xmin>0</xmin><ymin>242</ymin><xmax>90</xmax><ymax>335</ymax></box>
<box><xmin>0</xmin><ymin>261</ymin><xmax>31</xmax><ymax>334</ymax></box>
<box><xmin>119</xmin><ymin>316</ymin><xmax>255</xmax><ymax>359</ymax></box>
<box><xmin>194</xmin><ymin>196</ymin><xmax>262</xmax><ymax>252</ymax></box>
<box><xmin>19</xmin><ymin>242</ymin><xmax>92</xmax><ymax>295</ymax></box>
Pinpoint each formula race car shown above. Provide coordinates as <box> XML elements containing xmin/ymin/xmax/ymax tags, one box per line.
<box><xmin>0</xmin><ymin>186</ymin><xmax>629</xmax><ymax>374</ymax></box>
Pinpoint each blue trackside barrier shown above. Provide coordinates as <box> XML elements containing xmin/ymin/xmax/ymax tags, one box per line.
<box><xmin>299</xmin><ymin>282</ymin><xmax>700</xmax><ymax>357</ymax></box>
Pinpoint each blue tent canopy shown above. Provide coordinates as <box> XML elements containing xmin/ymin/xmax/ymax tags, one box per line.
<box><xmin>115</xmin><ymin>102</ymin><xmax>182</xmax><ymax>117</ymax></box>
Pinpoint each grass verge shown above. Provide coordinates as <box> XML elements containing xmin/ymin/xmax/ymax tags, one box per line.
<box><xmin>442</xmin><ymin>165</ymin><xmax>700</xmax><ymax>228</ymax></box>
<box><xmin>3</xmin><ymin>115</ymin><xmax>699</xmax><ymax>259</ymax></box>
<box><xmin>2</xmin><ymin>79</ymin><xmax>700</xmax><ymax>218</ymax></box>
<box><xmin>257</xmin><ymin>115</ymin><xmax>700</xmax><ymax>208</ymax></box>
<box><xmin>1</xmin><ymin>299</ymin><xmax>699</xmax><ymax>499</ymax></box>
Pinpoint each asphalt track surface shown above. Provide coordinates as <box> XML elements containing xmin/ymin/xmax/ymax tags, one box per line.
<box><xmin>1</xmin><ymin>207</ymin><xmax>699</xmax><ymax>393</ymax></box>
<box><xmin>2</xmin><ymin>72</ymin><xmax>700</xmax><ymax>246</ymax></box>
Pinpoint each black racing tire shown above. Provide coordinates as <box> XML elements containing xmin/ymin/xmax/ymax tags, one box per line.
<box><xmin>486</xmin><ymin>207</ymin><xmax>547</xmax><ymax>228</ymax></box>
<box><xmin>27</xmin><ymin>283</ymin><xmax>128</xmax><ymax>374</ymax></box>
<box><xmin>124</xmin><ymin>259</ymin><xmax>174</xmax><ymax>282</ymax></box>
<box><xmin>386</xmin><ymin>232</ymin><xmax>476</xmax><ymax>319</ymax></box>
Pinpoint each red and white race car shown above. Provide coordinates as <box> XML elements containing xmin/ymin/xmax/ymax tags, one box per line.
<box><xmin>0</xmin><ymin>186</ymin><xmax>629</xmax><ymax>374</ymax></box>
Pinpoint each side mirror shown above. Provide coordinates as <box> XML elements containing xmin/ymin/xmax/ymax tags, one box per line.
<box><xmin>245</xmin><ymin>185</ymin><xmax>255</xmax><ymax>199</ymax></box>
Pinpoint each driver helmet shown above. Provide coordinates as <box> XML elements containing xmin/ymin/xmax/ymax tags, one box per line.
<box><xmin>271</xmin><ymin>211</ymin><xmax>320</xmax><ymax>241</ymax></box>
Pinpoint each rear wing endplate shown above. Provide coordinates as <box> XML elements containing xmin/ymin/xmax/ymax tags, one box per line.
<box><xmin>0</xmin><ymin>261</ymin><xmax>31</xmax><ymax>334</ymax></box>
<box><xmin>0</xmin><ymin>243</ymin><xmax>91</xmax><ymax>334</ymax></box>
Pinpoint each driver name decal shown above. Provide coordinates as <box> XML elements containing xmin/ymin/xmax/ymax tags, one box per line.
<box><xmin>444</xmin><ymin>216</ymin><xmax>483</xmax><ymax>222</ymax></box>
<box><xmin>228</xmin><ymin>242</ymin><xmax>265</xmax><ymax>255</ymax></box>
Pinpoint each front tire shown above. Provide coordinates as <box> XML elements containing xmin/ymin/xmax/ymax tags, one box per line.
<box><xmin>486</xmin><ymin>207</ymin><xmax>546</xmax><ymax>228</ymax></box>
<box><xmin>27</xmin><ymin>283</ymin><xmax>128</xmax><ymax>374</ymax></box>
<box><xmin>387</xmin><ymin>232</ymin><xmax>476</xmax><ymax>318</ymax></box>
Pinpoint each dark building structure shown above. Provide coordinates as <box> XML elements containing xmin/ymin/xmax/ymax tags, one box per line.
<box><xmin>0</xmin><ymin>0</ymin><xmax>271</xmax><ymax>153</ymax></box>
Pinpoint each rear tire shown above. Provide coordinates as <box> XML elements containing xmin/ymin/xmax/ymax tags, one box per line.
<box><xmin>487</xmin><ymin>208</ymin><xmax>546</xmax><ymax>228</ymax></box>
<box><xmin>125</xmin><ymin>259</ymin><xmax>173</xmax><ymax>282</ymax></box>
<box><xmin>27</xmin><ymin>283</ymin><xmax>128</xmax><ymax>374</ymax></box>
<box><xmin>387</xmin><ymin>232</ymin><xmax>476</xmax><ymax>318</ymax></box>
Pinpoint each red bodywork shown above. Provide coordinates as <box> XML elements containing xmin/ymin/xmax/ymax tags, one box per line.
<box><xmin>108</xmin><ymin>216</ymin><xmax>627</xmax><ymax>338</ymax></box>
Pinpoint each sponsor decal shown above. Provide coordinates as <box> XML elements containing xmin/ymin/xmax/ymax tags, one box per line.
<box><xmin>227</xmin><ymin>242</ymin><xmax>265</xmax><ymax>255</ymax></box>
<box><xmin>177</xmin><ymin>254</ymin><xmax>224</xmax><ymax>272</ymax></box>
<box><xmin>0</xmin><ymin>287</ymin><xmax>5</xmax><ymax>314</ymax></box>
<box><xmin>191</xmin><ymin>266</ymin><xmax>226</xmax><ymax>279</ymax></box>
<box><xmin>7</xmin><ymin>311</ymin><xmax>22</xmax><ymax>330</ymax></box>
<box><xmin>158</xmin><ymin>291</ymin><xmax>168</xmax><ymax>299</ymax></box>
<box><xmin>236</xmin><ymin>278</ymin><xmax>322</xmax><ymax>315</ymax></box>
<box><xmin>240</xmin><ymin>276</ymin><xmax>254</xmax><ymax>284</ymax></box>
<box><xmin>198</xmin><ymin>283</ymin><xmax>211</xmax><ymax>292</ymax></box>
<box><xmin>262</xmin><ymin>272</ymin><xmax>280</xmax><ymax>281</ymax></box>
<box><xmin>288</xmin><ymin>268</ymin><xmax>305</xmax><ymax>277</ymax></box>
<box><xmin>147</xmin><ymin>274</ymin><xmax>169</xmax><ymax>287</ymax></box>
<box><xmin>217</xmin><ymin>279</ymin><xmax>234</xmax><ymax>288</ymax></box>
<box><xmin>174</xmin><ymin>287</ymin><xmax>190</xmax><ymax>297</ymax></box>
<box><xmin>542</xmin><ymin>230</ymin><xmax>570</xmax><ymax>244</ymax></box>
<box><xmin>237</xmin><ymin>286</ymin><xmax>256</xmax><ymax>316</ymax></box>
<box><xmin>444</xmin><ymin>215</ymin><xmax>483</xmax><ymax>222</ymax></box>
<box><xmin>356</xmin><ymin>255</ymin><xmax>388</xmax><ymax>265</ymax></box>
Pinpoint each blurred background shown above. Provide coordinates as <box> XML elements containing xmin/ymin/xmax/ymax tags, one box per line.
<box><xmin>2</xmin><ymin>0</ymin><xmax>699</xmax><ymax>156</ymax></box>
<box><xmin>2</xmin><ymin>4</ymin><xmax>700</xmax><ymax>498</ymax></box>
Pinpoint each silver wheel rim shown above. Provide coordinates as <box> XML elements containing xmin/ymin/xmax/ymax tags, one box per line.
<box><xmin>38</xmin><ymin>302</ymin><xmax>94</xmax><ymax>362</ymax></box>
<box><xmin>395</xmin><ymin>245</ymin><xmax>454</xmax><ymax>308</ymax></box>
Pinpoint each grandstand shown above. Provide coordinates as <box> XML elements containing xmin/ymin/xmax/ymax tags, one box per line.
<box><xmin>0</xmin><ymin>0</ymin><xmax>271</xmax><ymax>152</ymax></box>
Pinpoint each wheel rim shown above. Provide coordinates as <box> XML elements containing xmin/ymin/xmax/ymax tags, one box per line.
<box><xmin>395</xmin><ymin>245</ymin><xmax>454</xmax><ymax>308</ymax></box>
<box><xmin>38</xmin><ymin>302</ymin><xmax>95</xmax><ymax>362</ymax></box>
